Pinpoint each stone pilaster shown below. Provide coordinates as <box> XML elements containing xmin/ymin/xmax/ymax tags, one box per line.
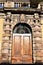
<box><xmin>2</xmin><ymin>12</ymin><xmax>12</xmax><ymax>63</ymax></box>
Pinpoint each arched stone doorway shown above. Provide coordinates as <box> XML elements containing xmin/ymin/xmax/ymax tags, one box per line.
<box><xmin>12</xmin><ymin>23</ymin><xmax>33</xmax><ymax>64</ymax></box>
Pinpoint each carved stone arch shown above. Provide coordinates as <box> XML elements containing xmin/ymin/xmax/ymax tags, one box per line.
<box><xmin>13</xmin><ymin>23</ymin><xmax>32</xmax><ymax>34</ymax></box>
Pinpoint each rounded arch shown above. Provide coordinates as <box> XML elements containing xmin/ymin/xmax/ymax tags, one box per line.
<box><xmin>13</xmin><ymin>23</ymin><xmax>32</xmax><ymax>34</ymax></box>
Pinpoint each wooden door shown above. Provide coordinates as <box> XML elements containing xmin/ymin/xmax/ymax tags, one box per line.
<box><xmin>12</xmin><ymin>34</ymin><xmax>32</xmax><ymax>64</ymax></box>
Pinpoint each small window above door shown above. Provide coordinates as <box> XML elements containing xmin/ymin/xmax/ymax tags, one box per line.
<box><xmin>13</xmin><ymin>23</ymin><xmax>32</xmax><ymax>34</ymax></box>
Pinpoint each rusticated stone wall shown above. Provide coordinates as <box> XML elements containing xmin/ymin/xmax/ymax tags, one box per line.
<box><xmin>0</xmin><ymin>12</ymin><xmax>43</xmax><ymax>63</ymax></box>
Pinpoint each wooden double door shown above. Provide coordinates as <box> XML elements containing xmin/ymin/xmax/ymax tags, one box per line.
<box><xmin>12</xmin><ymin>34</ymin><xmax>32</xmax><ymax>64</ymax></box>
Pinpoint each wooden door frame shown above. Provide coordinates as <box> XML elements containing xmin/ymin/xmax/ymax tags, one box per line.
<box><xmin>11</xmin><ymin>34</ymin><xmax>33</xmax><ymax>63</ymax></box>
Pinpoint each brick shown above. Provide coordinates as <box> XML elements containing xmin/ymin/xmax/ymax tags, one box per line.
<box><xmin>36</xmin><ymin>51</ymin><xmax>43</xmax><ymax>57</ymax></box>
<box><xmin>9</xmin><ymin>57</ymin><xmax>11</xmax><ymax>61</ymax></box>
<box><xmin>2</xmin><ymin>49</ymin><xmax>9</xmax><ymax>53</ymax></box>
<box><xmin>36</xmin><ymin>57</ymin><xmax>41</xmax><ymax>60</ymax></box>
<box><xmin>34</xmin><ymin>26</ymin><xmax>41</xmax><ymax>31</ymax></box>
<box><xmin>2</xmin><ymin>53</ymin><xmax>8</xmax><ymax>58</ymax></box>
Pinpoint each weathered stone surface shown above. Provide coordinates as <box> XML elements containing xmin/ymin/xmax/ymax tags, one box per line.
<box><xmin>1</xmin><ymin>13</ymin><xmax>43</xmax><ymax>64</ymax></box>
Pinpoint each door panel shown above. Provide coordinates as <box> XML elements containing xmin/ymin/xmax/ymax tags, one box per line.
<box><xmin>12</xmin><ymin>34</ymin><xmax>32</xmax><ymax>64</ymax></box>
<box><xmin>14</xmin><ymin>36</ymin><xmax>21</xmax><ymax>56</ymax></box>
<box><xmin>22</xmin><ymin>36</ymin><xmax>32</xmax><ymax>63</ymax></box>
<box><xmin>23</xmin><ymin>37</ymin><xmax>30</xmax><ymax>55</ymax></box>
<box><xmin>12</xmin><ymin>35</ymin><xmax>22</xmax><ymax>63</ymax></box>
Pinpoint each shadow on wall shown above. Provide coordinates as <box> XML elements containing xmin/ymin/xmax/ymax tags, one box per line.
<box><xmin>35</xmin><ymin>62</ymin><xmax>43</xmax><ymax>65</ymax></box>
<box><xmin>0</xmin><ymin>62</ymin><xmax>43</xmax><ymax>65</ymax></box>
